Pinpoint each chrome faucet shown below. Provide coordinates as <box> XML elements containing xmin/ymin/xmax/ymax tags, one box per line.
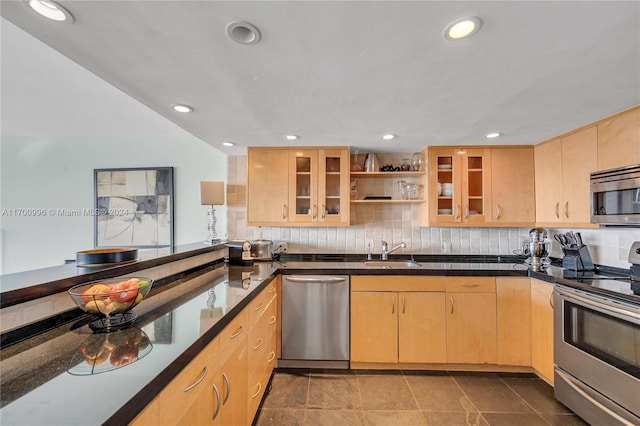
<box><xmin>380</xmin><ymin>241</ymin><xmax>406</xmax><ymax>260</ymax></box>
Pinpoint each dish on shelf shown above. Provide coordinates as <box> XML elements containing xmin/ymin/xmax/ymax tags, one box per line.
<box><xmin>438</xmin><ymin>209</ymin><xmax>453</xmax><ymax>214</ymax></box>
<box><xmin>437</xmin><ymin>164</ymin><xmax>452</xmax><ymax>170</ymax></box>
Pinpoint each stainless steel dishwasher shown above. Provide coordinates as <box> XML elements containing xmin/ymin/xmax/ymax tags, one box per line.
<box><xmin>280</xmin><ymin>275</ymin><xmax>350</xmax><ymax>368</ymax></box>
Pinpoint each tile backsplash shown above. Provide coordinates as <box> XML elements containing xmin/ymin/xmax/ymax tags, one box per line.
<box><xmin>227</xmin><ymin>156</ymin><xmax>639</xmax><ymax>268</ymax></box>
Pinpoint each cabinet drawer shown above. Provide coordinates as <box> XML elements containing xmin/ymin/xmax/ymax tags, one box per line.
<box><xmin>248</xmin><ymin>298</ymin><xmax>277</xmax><ymax>378</ymax></box>
<box><xmin>351</xmin><ymin>275</ymin><xmax>445</xmax><ymax>292</ymax></box>
<box><xmin>247</xmin><ymin>348</ymin><xmax>277</xmax><ymax>420</ymax></box>
<box><xmin>445</xmin><ymin>277</ymin><xmax>496</xmax><ymax>293</ymax></box>
<box><xmin>157</xmin><ymin>338</ymin><xmax>219</xmax><ymax>424</ymax></box>
<box><xmin>248</xmin><ymin>281</ymin><xmax>277</xmax><ymax>328</ymax></box>
<box><xmin>219</xmin><ymin>309</ymin><xmax>248</xmax><ymax>365</ymax></box>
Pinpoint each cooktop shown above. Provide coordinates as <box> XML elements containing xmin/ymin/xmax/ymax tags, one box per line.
<box><xmin>562</xmin><ymin>269</ymin><xmax>640</xmax><ymax>298</ymax></box>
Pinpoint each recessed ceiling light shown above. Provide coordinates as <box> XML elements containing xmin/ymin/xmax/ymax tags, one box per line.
<box><xmin>444</xmin><ymin>16</ymin><xmax>482</xmax><ymax>41</ymax></box>
<box><xmin>226</xmin><ymin>22</ymin><xmax>261</xmax><ymax>45</ymax></box>
<box><xmin>172</xmin><ymin>104</ymin><xmax>193</xmax><ymax>113</ymax></box>
<box><xmin>381</xmin><ymin>134</ymin><xmax>397</xmax><ymax>140</ymax></box>
<box><xmin>485</xmin><ymin>132</ymin><xmax>502</xmax><ymax>139</ymax></box>
<box><xmin>284</xmin><ymin>135</ymin><xmax>299</xmax><ymax>141</ymax></box>
<box><xmin>222</xmin><ymin>142</ymin><xmax>235</xmax><ymax>147</ymax></box>
<box><xmin>27</xmin><ymin>0</ymin><xmax>73</xmax><ymax>22</ymax></box>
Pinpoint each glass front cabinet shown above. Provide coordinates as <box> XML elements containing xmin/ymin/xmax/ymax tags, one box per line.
<box><xmin>429</xmin><ymin>148</ymin><xmax>491</xmax><ymax>225</ymax></box>
<box><xmin>288</xmin><ymin>148</ymin><xmax>350</xmax><ymax>225</ymax></box>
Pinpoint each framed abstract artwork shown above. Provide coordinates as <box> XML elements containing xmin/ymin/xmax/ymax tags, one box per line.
<box><xmin>94</xmin><ymin>167</ymin><xmax>174</xmax><ymax>248</ymax></box>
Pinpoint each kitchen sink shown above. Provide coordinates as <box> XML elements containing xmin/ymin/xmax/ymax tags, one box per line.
<box><xmin>362</xmin><ymin>260</ymin><xmax>422</xmax><ymax>268</ymax></box>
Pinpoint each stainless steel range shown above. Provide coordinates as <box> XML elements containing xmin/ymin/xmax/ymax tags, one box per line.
<box><xmin>554</xmin><ymin>242</ymin><xmax>640</xmax><ymax>425</ymax></box>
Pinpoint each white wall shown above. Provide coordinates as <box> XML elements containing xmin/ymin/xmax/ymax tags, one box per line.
<box><xmin>0</xmin><ymin>20</ymin><xmax>227</xmax><ymax>275</ymax></box>
<box><xmin>228</xmin><ymin>156</ymin><xmax>640</xmax><ymax>269</ymax></box>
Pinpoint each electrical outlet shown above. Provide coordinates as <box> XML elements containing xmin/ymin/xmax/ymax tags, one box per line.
<box><xmin>279</xmin><ymin>242</ymin><xmax>288</xmax><ymax>252</ymax></box>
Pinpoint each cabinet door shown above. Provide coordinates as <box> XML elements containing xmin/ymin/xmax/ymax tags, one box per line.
<box><xmin>561</xmin><ymin>126</ymin><xmax>598</xmax><ymax>224</ymax></box>
<box><xmin>398</xmin><ymin>292</ymin><xmax>446</xmax><ymax>363</ymax></box>
<box><xmin>531</xmin><ymin>280</ymin><xmax>554</xmax><ymax>385</ymax></box>
<box><xmin>247</xmin><ymin>149</ymin><xmax>289</xmax><ymax>225</ymax></box>
<box><xmin>318</xmin><ymin>149</ymin><xmax>350</xmax><ymax>225</ymax></box>
<box><xmin>220</xmin><ymin>340</ymin><xmax>248</xmax><ymax>426</ymax></box>
<box><xmin>289</xmin><ymin>149</ymin><xmax>319</xmax><ymax>223</ymax></box>
<box><xmin>496</xmin><ymin>278</ymin><xmax>531</xmax><ymax>366</ymax></box>
<box><xmin>446</xmin><ymin>292</ymin><xmax>497</xmax><ymax>364</ymax></box>
<box><xmin>534</xmin><ymin>138</ymin><xmax>563</xmax><ymax>223</ymax></box>
<box><xmin>598</xmin><ymin>107</ymin><xmax>640</xmax><ymax>170</ymax></box>
<box><xmin>351</xmin><ymin>291</ymin><xmax>398</xmax><ymax>363</ymax></box>
<box><xmin>461</xmin><ymin>149</ymin><xmax>491</xmax><ymax>225</ymax></box>
<box><xmin>177</xmin><ymin>372</ymin><xmax>222</xmax><ymax>426</ymax></box>
<box><xmin>429</xmin><ymin>148</ymin><xmax>461</xmax><ymax>224</ymax></box>
<box><xmin>491</xmin><ymin>147</ymin><xmax>535</xmax><ymax>224</ymax></box>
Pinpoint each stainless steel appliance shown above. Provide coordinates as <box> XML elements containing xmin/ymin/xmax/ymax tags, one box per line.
<box><xmin>522</xmin><ymin>228</ymin><xmax>551</xmax><ymax>270</ymax></box>
<box><xmin>590</xmin><ymin>164</ymin><xmax>640</xmax><ymax>225</ymax></box>
<box><xmin>554</xmin><ymin>243</ymin><xmax>640</xmax><ymax>426</ymax></box>
<box><xmin>225</xmin><ymin>240</ymin><xmax>253</xmax><ymax>266</ymax></box>
<box><xmin>280</xmin><ymin>275</ymin><xmax>349</xmax><ymax>368</ymax></box>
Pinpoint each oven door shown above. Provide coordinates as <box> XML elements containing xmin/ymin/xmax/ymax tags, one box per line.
<box><xmin>554</xmin><ymin>286</ymin><xmax>640</xmax><ymax>422</ymax></box>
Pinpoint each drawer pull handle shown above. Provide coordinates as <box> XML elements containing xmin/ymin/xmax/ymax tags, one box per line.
<box><xmin>496</xmin><ymin>204</ymin><xmax>501</xmax><ymax>220</ymax></box>
<box><xmin>402</xmin><ymin>296</ymin><xmax>406</xmax><ymax>314</ymax></box>
<box><xmin>268</xmin><ymin>315</ymin><xmax>276</xmax><ymax>325</ymax></box>
<box><xmin>321</xmin><ymin>203</ymin><xmax>326</xmax><ymax>218</ymax></box>
<box><xmin>253</xmin><ymin>338</ymin><xmax>264</xmax><ymax>350</ymax></box>
<box><xmin>183</xmin><ymin>366</ymin><xmax>207</xmax><ymax>392</ymax></box>
<box><xmin>555</xmin><ymin>202</ymin><xmax>560</xmax><ymax>219</ymax></box>
<box><xmin>282</xmin><ymin>204</ymin><xmax>287</xmax><ymax>219</ymax></box>
<box><xmin>212</xmin><ymin>383</ymin><xmax>221</xmax><ymax>420</ymax></box>
<box><xmin>268</xmin><ymin>286</ymin><xmax>276</xmax><ymax>293</ymax></box>
<box><xmin>251</xmin><ymin>383</ymin><xmax>262</xmax><ymax>399</ymax></box>
<box><xmin>230</xmin><ymin>326</ymin><xmax>243</xmax><ymax>339</ymax></box>
<box><xmin>461</xmin><ymin>283</ymin><xmax>480</xmax><ymax>288</ymax></box>
<box><xmin>464</xmin><ymin>205</ymin><xmax>469</xmax><ymax>220</ymax></box>
<box><xmin>564</xmin><ymin>202</ymin><xmax>569</xmax><ymax>218</ymax></box>
<box><xmin>450</xmin><ymin>296</ymin><xmax>454</xmax><ymax>314</ymax></box>
<box><xmin>267</xmin><ymin>351</ymin><xmax>276</xmax><ymax>363</ymax></box>
<box><xmin>391</xmin><ymin>296</ymin><xmax>395</xmax><ymax>314</ymax></box>
<box><xmin>254</xmin><ymin>302</ymin><xmax>264</xmax><ymax>311</ymax></box>
<box><xmin>222</xmin><ymin>372</ymin><xmax>231</xmax><ymax>404</ymax></box>
<box><xmin>549</xmin><ymin>290</ymin><xmax>554</xmax><ymax>309</ymax></box>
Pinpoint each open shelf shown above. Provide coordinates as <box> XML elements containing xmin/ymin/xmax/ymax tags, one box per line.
<box><xmin>350</xmin><ymin>171</ymin><xmax>425</xmax><ymax>178</ymax></box>
<box><xmin>350</xmin><ymin>199</ymin><xmax>425</xmax><ymax>204</ymax></box>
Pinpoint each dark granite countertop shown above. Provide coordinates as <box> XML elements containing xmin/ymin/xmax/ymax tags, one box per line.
<box><xmin>0</xmin><ymin>254</ymin><xmax>636</xmax><ymax>425</ymax></box>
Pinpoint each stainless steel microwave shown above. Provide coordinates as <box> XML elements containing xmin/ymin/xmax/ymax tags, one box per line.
<box><xmin>590</xmin><ymin>164</ymin><xmax>640</xmax><ymax>225</ymax></box>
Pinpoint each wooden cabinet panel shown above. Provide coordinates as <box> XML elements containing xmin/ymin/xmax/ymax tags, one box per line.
<box><xmin>444</xmin><ymin>277</ymin><xmax>496</xmax><ymax>293</ymax></box>
<box><xmin>350</xmin><ymin>291</ymin><xmax>398</xmax><ymax>363</ymax></box>
<box><xmin>597</xmin><ymin>107</ymin><xmax>640</xmax><ymax>170</ymax></box>
<box><xmin>497</xmin><ymin>278</ymin><xmax>531</xmax><ymax>366</ymax></box>
<box><xmin>446</xmin><ymin>292</ymin><xmax>497</xmax><ymax>364</ymax></box>
<box><xmin>491</xmin><ymin>147</ymin><xmax>535</xmax><ymax>224</ymax></box>
<box><xmin>219</xmin><ymin>341</ymin><xmax>248</xmax><ymax>426</ymax></box>
<box><xmin>534</xmin><ymin>138</ymin><xmax>563</xmax><ymax>223</ymax></box>
<box><xmin>130</xmin><ymin>397</ymin><xmax>160</xmax><ymax>426</ymax></box>
<box><xmin>561</xmin><ymin>126</ymin><xmax>598</xmax><ymax>223</ymax></box>
<box><xmin>531</xmin><ymin>279</ymin><xmax>554</xmax><ymax>385</ymax></box>
<box><xmin>247</xmin><ymin>149</ymin><xmax>289</xmax><ymax>225</ymax></box>
<box><xmin>398</xmin><ymin>292</ymin><xmax>446</xmax><ymax>363</ymax></box>
<box><xmin>176</xmin><ymin>372</ymin><xmax>222</xmax><ymax>426</ymax></box>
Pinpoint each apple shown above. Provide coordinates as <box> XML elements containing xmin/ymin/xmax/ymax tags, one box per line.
<box><xmin>110</xmin><ymin>344</ymin><xmax>139</xmax><ymax>367</ymax></box>
<box><xmin>110</xmin><ymin>280</ymin><xmax>139</xmax><ymax>303</ymax></box>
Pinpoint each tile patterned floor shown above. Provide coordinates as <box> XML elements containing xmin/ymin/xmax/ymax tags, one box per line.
<box><xmin>254</xmin><ymin>369</ymin><xmax>589</xmax><ymax>426</ymax></box>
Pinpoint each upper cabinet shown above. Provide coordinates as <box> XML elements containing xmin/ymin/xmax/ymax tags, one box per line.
<box><xmin>534</xmin><ymin>127</ymin><xmax>598</xmax><ymax>226</ymax></box>
<box><xmin>490</xmin><ymin>147</ymin><xmax>536</xmax><ymax>225</ymax></box>
<box><xmin>597</xmin><ymin>107</ymin><xmax>640</xmax><ymax>171</ymax></box>
<box><xmin>247</xmin><ymin>147</ymin><xmax>350</xmax><ymax>227</ymax></box>
<box><xmin>428</xmin><ymin>147</ymin><xmax>491</xmax><ymax>225</ymax></box>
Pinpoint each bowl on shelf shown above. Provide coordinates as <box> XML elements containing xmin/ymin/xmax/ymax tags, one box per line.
<box><xmin>441</xmin><ymin>183</ymin><xmax>453</xmax><ymax>196</ymax></box>
<box><xmin>68</xmin><ymin>277</ymin><xmax>153</xmax><ymax>330</ymax></box>
<box><xmin>438</xmin><ymin>209</ymin><xmax>453</xmax><ymax>215</ymax></box>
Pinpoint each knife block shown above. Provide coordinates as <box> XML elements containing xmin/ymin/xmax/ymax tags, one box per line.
<box><xmin>562</xmin><ymin>246</ymin><xmax>595</xmax><ymax>271</ymax></box>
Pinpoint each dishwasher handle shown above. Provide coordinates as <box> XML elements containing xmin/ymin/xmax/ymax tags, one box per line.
<box><xmin>284</xmin><ymin>276</ymin><xmax>347</xmax><ymax>283</ymax></box>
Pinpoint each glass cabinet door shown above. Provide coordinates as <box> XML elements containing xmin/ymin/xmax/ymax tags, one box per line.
<box><xmin>289</xmin><ymin>150</ymin><xmax>318</xmax><ymax>222</ymax></box>
<box><xmin>435</xmin><ymin>153</ymin><xmax>457</xmax><ymax>221</ymax></box>
<box><xmin>462</xmin><ymin>149</ymin><xmax>490</xmax><ymax>224</ymax></box>
<box><xmin>318</xmin><ymin>149</ymin><xmax>349</xmax><ymax>224</ymax></box>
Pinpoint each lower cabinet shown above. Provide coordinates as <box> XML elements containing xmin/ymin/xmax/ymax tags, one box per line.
<box><xmin>131</xmin><ymin>280</ymin><xmax>278</xmax><ymax>426</ymax></box>
<box><xmin>496</xmin><ymin>277</ymin><xmax>532</xmax><ymax>366</ymax></box>
<box><xmin>445</xmin><ymin>277</ymin><xmax>497</xmax><ymax>364</ymax></box>
<box><xmin>531</xmin><ymin>279</ymin><xmax>555</xmax><ymax>385</ymax></box>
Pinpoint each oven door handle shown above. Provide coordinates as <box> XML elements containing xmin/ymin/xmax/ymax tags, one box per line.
<box><xmin>558</xmin><ymin>289</ymin><xmax>640</xmax><ymax>323</ymax></box>
<box><xmin>555</xmin><ymin>369</ymin><xmax>637</xmax><ymax>426</ymax></box>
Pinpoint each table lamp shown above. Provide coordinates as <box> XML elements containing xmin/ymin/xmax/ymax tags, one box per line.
<box><xmin>200</xmin><ymin>181</ymin><xmax>224</xmax><ymax>245</ymax></box>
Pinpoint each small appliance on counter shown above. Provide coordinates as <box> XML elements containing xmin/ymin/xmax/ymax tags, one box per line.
<box><xmin>522</xmin><ymin>228</ymin><xmax>551</xmax><ymax>271</ymax></box>
<box><xmin>225</xmin><ymin>240</ymin><xmax>253</xmax><ymax>266</ymax></box>
<box><xmin>554</xmin><ymin>231</ymin><xmax>594</xmax><ymax>272</ymax></box>
<box><xmin>629</xmin><ymin>241</ymin><xmax>640</xmax><ymax>282</ymax></box>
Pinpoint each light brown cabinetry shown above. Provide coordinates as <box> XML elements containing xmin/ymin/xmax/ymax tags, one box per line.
<box><xmin>531</xmin><ymin>279</ymin><xmax>554</xmax><ymax>385</ymax></box>
<box><xmin>218</xmin><ymin>311</ymin><xmax>248</xmax><ymax>426</ymax></box>
<box><xmin>247</xmin><ymin>147</ymin><xmax>349</xmax><ymax>226</ymax></box>
<box><xmin>445</xmin><ymin>277</ymin><xmax>497</xmax><ymax>364</ymax></box>
<box><xmin>350</xmin><ymin>276</ymin><xmax>446</xmax><ymax>365</ymax></box>
<box><xmin>534</xmin><ymin>127</ymin><xmax>598</xmax><ymax>225</ymax></box>
<box><xmin>597</xmin><ymin>107</ymin><xmax>640</xmax><ymax>170</ymax></box>
<box><xmin>496</xmin><ymin>278</ymin><xmax>531</xmax><ymax>366</ymax></box>
<box><xmin>490</xmin><ymin>147</ymin><xmax>536</xmax><ymax>224</ymax></box>
<box><xmin>428</xmin><ymin>147</ymin><xmax>492</xmax><ymax>225</ymax></box>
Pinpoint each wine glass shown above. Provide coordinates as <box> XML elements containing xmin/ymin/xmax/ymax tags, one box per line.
<box><xmin>410</xmin><ymin>152</ymin><xmax>424</xmax><ymax>171</ymax></box>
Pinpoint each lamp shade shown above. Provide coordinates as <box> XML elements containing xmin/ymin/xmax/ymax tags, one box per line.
<box><xmin>200</xmin><ymin>181</ymin><xmax>225</xmax><ymax>205</ymax></box>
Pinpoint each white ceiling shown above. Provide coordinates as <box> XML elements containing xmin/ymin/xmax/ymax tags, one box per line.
<box><xmin>1</xmin><ymin>1</ymin><xmax>639</xmax><ymax>155</ymax></box>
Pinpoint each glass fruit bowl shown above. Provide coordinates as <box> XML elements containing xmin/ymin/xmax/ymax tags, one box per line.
<box><xmin>68</xmin><ymin>277</ymin><xmax>153</xmax><ymax>330</ymax></box>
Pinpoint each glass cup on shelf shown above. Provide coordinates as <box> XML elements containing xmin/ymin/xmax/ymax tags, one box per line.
<box><xmin>410</xmin><ymin>152</ymin><xmax>424</xmax><ymax>171</ymax></box>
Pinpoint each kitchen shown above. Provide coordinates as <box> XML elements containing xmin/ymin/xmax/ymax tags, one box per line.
<box><xmin>1</xmin><ymin>2</ymin><xmax>640</xmax><ymax>426</ymax></box>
